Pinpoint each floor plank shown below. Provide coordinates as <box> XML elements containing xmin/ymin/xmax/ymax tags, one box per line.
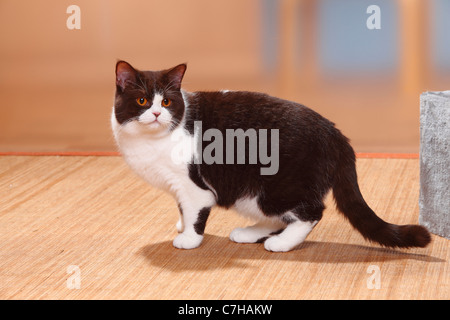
<box><xmin>0</xmin><ymin>156</ymin><xmax>448</xmax><ymax>299</ymax></box>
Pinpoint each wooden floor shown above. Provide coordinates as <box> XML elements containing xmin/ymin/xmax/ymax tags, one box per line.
<box><xmin>0</xmin><ymin>156</ymin><xmax>448</xmax><ymax>300</ymax></box>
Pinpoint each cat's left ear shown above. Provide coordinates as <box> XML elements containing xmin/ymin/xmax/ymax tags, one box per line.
<box><xmin>166</xmin><ymin>63</ymin><xmax>187</xmax><ymax>90</ymax></box>
<box><xmin>116</xmin><ymin>60</ymin><xmax>137</xmax><ymax>91</ymax></box>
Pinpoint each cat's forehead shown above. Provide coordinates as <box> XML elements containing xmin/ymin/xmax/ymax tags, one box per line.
<box><xmin>119</xmin><ymin>70</ymin><xmax>159</xmax><ymax>96</ymax></box>
<box><xmin>139</xmin><ymin>70</ymin><xmax>168</xmax><ymax>90</ymax></box>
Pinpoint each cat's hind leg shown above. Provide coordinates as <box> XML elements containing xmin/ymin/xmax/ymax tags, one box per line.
<box><xmin>264</xmin><ymin>219</ymin><xmax>318</xmax><ymax>252</ymax></box>
<box><xmin>230</xmin><ymin>196</ymin><xmax>285</xmax><ymax>244</ymax></box>
<box><xmin>230</xmin><ymin>221</ymin><xmax>285</xmax><ymax>244</ymax></box>
<box><xmin>263</xmin><ymin>205</ymin><xmax>323</xmax><ymax>252</ymax></box>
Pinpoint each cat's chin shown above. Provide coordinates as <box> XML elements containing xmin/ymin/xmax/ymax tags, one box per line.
<box><xmin>142</xmin><ymin>120</ymin><xmax>162</xmax><ymax>129</ymax></box>
<box><xmin>139</xmin><ymin>120</ymin><xmax>171</xmax><ymax>134</ymax></box>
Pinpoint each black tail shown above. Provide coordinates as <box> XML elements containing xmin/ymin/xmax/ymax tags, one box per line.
<box><xmin>332</xmin><ymin>144</ymin><xmax>431</xmax><ymax>248</ymax></box>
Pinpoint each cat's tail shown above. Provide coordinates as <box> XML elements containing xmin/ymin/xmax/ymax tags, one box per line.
<box><xmin>331</xmin><ymin>144</ymin><xmax>431</xmax><ymax>248</ymax></box>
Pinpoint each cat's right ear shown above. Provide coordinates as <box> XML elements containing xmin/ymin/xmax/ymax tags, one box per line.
<box><xmin>116</xmin><ymin>60</ymin><xmax>137</xmax><ymax>91</ymax></box>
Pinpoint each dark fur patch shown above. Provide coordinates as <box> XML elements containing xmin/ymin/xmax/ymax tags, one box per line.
<box><xmin>188</xmin><ymin>164</ymin><xmax>210</xmax><ymax>191</ymax></box>
<box><xmin>193</xmin><ymin>207</ymin><xmax>211</xmax><ymax>235</ymax></box>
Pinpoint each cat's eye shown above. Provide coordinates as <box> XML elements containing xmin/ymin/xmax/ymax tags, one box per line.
<box><xmin>162</xmin><ymin>98</ymin><xmax>171</xmax><ymax>107</ymax></box>
<box><xmin>136</xmin><ymin>98</ymin><xmax>147</xmax><ymax>106</ymax></box>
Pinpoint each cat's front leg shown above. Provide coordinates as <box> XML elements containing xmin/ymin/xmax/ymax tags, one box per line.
<box><xmin>173</xmin><ymin>186</ymin><xmax>215</xmax><ymax>249</ymax></box>
<box><xmin>176</xmin><ymin>218</ymin><xmax>184</xmax><ymax>233</ymax></box>
<box><xmin>176</xmin><ymin>203</ymin><xmax>184</xmax><ymax>233</ymax></box>
<box><xmin>173</xmin><ymin>206</ymin><xmax>211</xmax><ymax>249</ymax></box>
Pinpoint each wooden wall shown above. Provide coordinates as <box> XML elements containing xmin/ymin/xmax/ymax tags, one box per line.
<box><xmin>1</xmin><ymin>0</ymin><xmax>449</xmax><ymax>152</ymax></box>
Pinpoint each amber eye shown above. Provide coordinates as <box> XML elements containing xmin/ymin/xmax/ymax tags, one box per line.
<box><xmin>136</xmin><ymin>97</ymin><xmax>147</xmax><ymax>106</ymax></box>
<box><xmin>162</xmin><ymin>98</ymin><xmax>171</xmax><ymax>107</ymax></box>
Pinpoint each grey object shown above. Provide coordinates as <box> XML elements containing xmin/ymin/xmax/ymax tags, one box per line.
<box><xmin>419</xmin><ymin>91</ymin><xmax>450</xmax><ymax>239</ymax></box>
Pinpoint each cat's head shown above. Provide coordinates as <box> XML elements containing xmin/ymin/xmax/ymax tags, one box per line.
<box><xmin>113</xmin><ymin>60</ymin><xmax>187</xmax><ymax>134</ymax></box>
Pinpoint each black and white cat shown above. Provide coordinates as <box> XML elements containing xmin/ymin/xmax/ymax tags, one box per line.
<box><xmin>111</xmin><ymin>61</ymin><xmax>431</xmax><ymax>252</ymax></box>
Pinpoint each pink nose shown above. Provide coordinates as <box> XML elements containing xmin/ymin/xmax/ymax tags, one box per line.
<box><xmin>153</xmin><ymin>111</ymin><xmax>161</xmax><ymax>118</ymax></box>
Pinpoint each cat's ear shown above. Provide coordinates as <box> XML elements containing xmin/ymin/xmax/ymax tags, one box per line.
<box><xmin>116</xmin><ymin>60</ymin><xmax>137</xmax><ymax>91</ymax></box>
<box><xmin>166</xmin><ymin>63</ymin><xmax>187</xmax><ymax>90</ymax></box>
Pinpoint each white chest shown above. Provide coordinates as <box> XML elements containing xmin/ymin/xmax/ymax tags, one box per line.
<box><xmin>111</xmin><ymin>114</ymin><xmax>195</xmax><ymax>194</ymax></box>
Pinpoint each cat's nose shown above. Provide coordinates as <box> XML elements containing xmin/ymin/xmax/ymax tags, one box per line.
<box><xmin>153</xmin><ymin>111</ymin><xmax>161</xmax><ymax>118</ymax></box>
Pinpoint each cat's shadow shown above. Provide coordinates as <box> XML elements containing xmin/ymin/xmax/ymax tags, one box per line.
<box><xmin>137</xmin><ymin>234</ymin><xmax>444</xmax><ymax>271</ymax></box>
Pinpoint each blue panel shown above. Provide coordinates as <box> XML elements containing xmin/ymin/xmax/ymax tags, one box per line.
<box><xmin>431</xmin><ymin>0</ymin><xmax>450</xmax><ymax>72</ymax></box>
<box><xmin>260</xmin><ymin>0</ymin><xmax>280</xmax><ymax>72</ymax></box>
<box><xmin>318</xmin><ymin>0</ymin><xmax>398</xmax><ymax>75</ymax></box>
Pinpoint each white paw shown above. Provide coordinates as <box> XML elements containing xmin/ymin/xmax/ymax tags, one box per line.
<box><xmin>173</xmin><ymin>232</ymin><xmax>203</xmax><ymax>250</ymax></box>
<box><xmin>230</xmin><ymin>227</ymin><xmax>261</xmax><ymax>243</ymax></box>
<box><xmin>264</xmin><ymin>236</ymin><xmax>295</xmax><ymax>252</ymax></box>
<box><xmin>176</xmin><ymin>218</ymin><xmax>184</xmax><ymax>233</ymax></box>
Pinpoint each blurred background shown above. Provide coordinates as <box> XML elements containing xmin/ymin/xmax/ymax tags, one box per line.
<box><xmin>1</xmin><ymin>0</ymin><xmax>449</xmax><ymax>153</ymax></box>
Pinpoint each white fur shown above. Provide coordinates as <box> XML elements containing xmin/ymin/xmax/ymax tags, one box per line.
<box><xmin>111</xmin><ymin>95</ymin><xmax>215</xmax><ymax>250</ymax></box>
<box><xmin>133</xmin><ymin>93</ymin><xmax>173</xmax><ymax>131</ymax></box>
<box><xmin>232</xmin><ymin>197</ymin><xmax>281</xmax><ymax>225</ymax></box>
<box><xmin>230</xmin><ymin>197</ymin><xmax>285</xmax><ymax>243</ymax></box>
<box><xmin>264</xmin><ymin>220</ymin><xmax>318</xmax><ymax>252</ymax></box>
<box><xmin>230</xmin><ymin>222</ymin><xmax>282</xmax><ymax>244</ymax></box>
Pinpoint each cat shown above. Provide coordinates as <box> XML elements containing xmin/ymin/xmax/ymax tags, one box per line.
<box><xmin>111</xmin><ymin>60</ymin><xmax>431</xmax><ymax>252</ymax></box>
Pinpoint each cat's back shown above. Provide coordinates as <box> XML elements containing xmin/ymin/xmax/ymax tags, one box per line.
<box><xmin>184</xmin><ymin>90</ymin><xmax>337</xmax><ymax>139</ymax></box>
<box><xmin>187</xmin><ymin>90</ymin><xmax>297</xmax><ymax>125</ymax></box>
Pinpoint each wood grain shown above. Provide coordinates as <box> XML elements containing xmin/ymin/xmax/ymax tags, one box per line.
<box><xmin>0</xmin><ymin>156</ymin><xmax>448</xmax><ymax>299</ymax></box>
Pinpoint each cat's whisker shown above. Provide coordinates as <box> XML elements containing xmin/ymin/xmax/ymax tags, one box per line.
<box><xmin>138</xmin><ymin>77</ymin><xmax>148</xmax><ymax>93</ymax></box>
<box><xmin>127</xmin><ymin>80</ymin><xmax>147</xmax><ymax>92</ymax></box>
<box><xmin>163</xmin><ymin>79</ymin><xmax>179</xmax><ymax>94</ymax></box>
